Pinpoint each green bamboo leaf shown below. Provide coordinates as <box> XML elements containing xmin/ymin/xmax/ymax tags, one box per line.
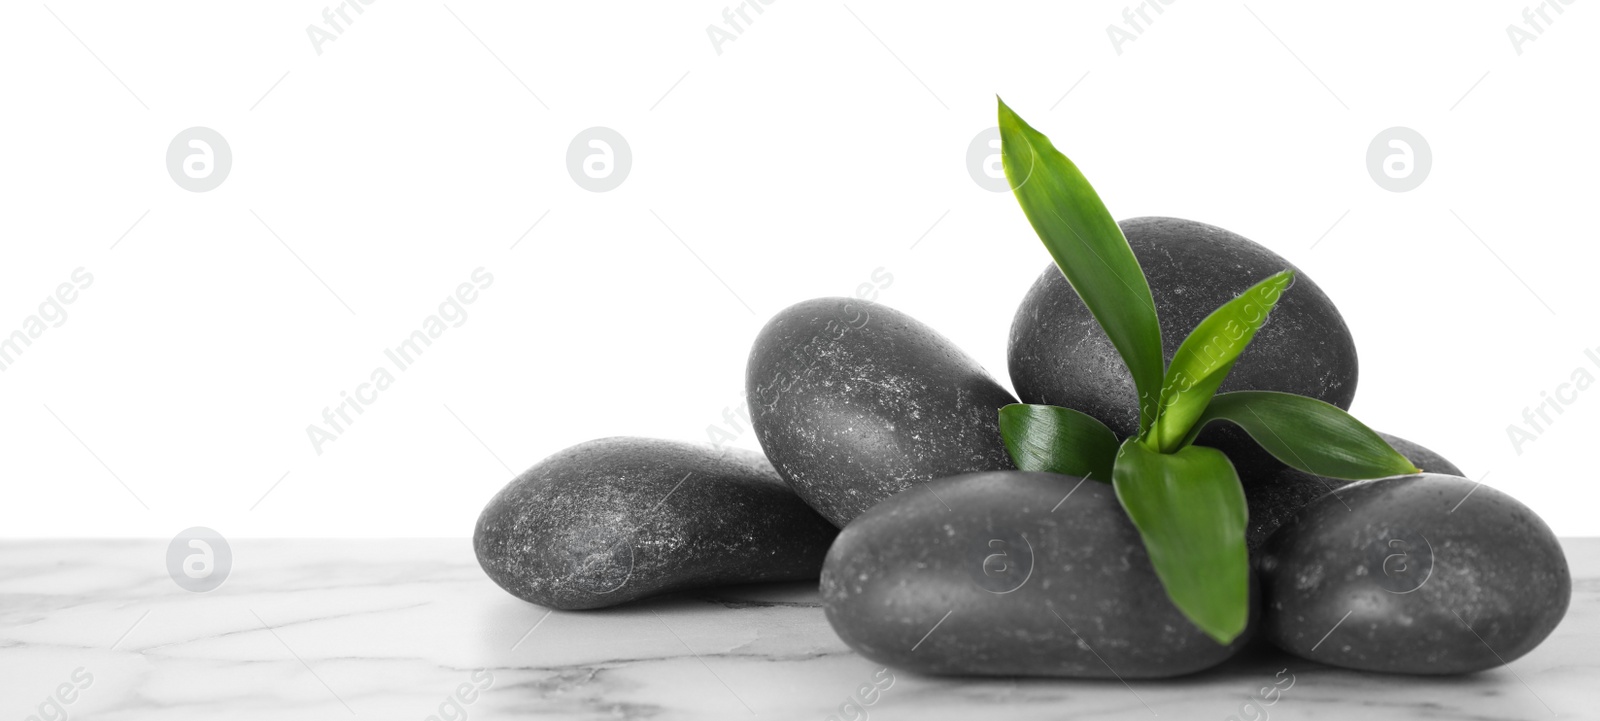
<box><xmin>998</xmin><ymin>98</ymin><xmax>1164</xmax><ymax>434</ymax></box>
<box><xmin>1182</xmin><ymin>391</ymin><xmax>1419</xmax><ymax>479</ymax></box>
<box><xmin>1149</xmin><ymin>270</ymin><xmax>1296</xmax><ymax>452</ymax></box>
<box><xmin>998</xmin><ymin>404</ymin><xmax>1118</xmax><ymax>482</ymax></box>
<box><xmin>1112</xmin><ymin>439</ymin><xmax>1250</xmax><ymax>644</ymax></box>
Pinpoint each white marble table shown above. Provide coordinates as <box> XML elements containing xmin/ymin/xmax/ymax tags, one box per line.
<box><xmin>2</xmin><ymin>539</ymin><xmax>1594</xmax><ymax>720</ymax></box>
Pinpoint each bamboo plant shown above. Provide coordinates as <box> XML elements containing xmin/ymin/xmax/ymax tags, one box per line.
<box><xmin>995</xmin><ymin>98</ymin><xmax>1418</xmax><ymax>644</ymax></box>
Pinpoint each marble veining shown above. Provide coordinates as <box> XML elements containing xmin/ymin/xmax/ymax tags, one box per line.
<box><xmin>1</xmin><ymin>539</ymin><xmax>1594</xmax><ymax>720</ymax></box>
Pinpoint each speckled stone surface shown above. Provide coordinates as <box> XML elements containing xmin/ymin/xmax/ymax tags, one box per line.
<box><xmin>1257</xmin><ymin>474</ymin><xmax>1570</xmax><ymax>674</ymax></box>
<box><xmin>820</xmin><ymin>471</ymin><xmax>1251</xmax><ymax>678</ymax></box>
<box><xmin>1239</xmin><ymin>432</ymin><xmax>1464</xmax><ymax>550</ymax></box>
<box><xmin>1008</xmin><ymin>217</ymin><xmax>1360</xmax><ymax>451</ymax></box>
<box><xmin>746</xmin><ymin>297</ymin><xmax>1017</xmax><ymax>527</ymax></box>
<box><xmin>473</xmin><ymin>437</ymin><xmax>838</xmax><ymax>610</ymax></box>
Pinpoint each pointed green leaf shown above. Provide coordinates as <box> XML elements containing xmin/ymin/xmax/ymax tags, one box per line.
<box><xmin>999</xmin><ymin>404</ymin><xmax>1118</xmax><ymax>482</ymax></box>
<box><xmin>1181</xmin><ymin>391</ymin><xmax>1420</xmax><ymax>480</ymax></box>
<box><xmin>1112</xmin><ymin>439</ymin><xmax>1250</xmax><ymax>644</ymax></box>
<box><xmin>998</xmin><ymin>98</ymin><xmax>1164</xmax><ymax>434</ymax></box>
<box><xmin>1149</xmin><ymin>270</ymin><xmax>1296</xmax><ymax>451</ymax></box>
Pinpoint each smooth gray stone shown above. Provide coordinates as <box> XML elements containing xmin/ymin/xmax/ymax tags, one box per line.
<box><xmin>820</xmin><ymin>471</ymin><xmax>1252</xmax><ymax>678</ymax></box>
<box><xmin>474</xmin><ymin>437</ymin><xmax>838</xmax><ymax>610</ymax></box>
<box><xmin>1258</xmin><ymin>474</ymin><xmax>1570</xmax><ymax>674</ymax></box>
<box><xmin>746</xmin><ymin>297</ymin><xmax>1016</xmax><ymax>527</ymax></box>
<box><xmin>1008</xmin><ymin>216</ymin><xmax>1359</xmax><ymax>455</ymax></box>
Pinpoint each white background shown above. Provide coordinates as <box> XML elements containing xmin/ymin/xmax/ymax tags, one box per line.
<box><xmin>1</xmin><ymin>1</ymin><xmax>1594</xmax><ymax>538</ymax></box>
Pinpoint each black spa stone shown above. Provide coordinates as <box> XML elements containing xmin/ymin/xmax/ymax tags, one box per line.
<box><xmin>1257</xmin><ymin>473</ymin><xmax>1570</xmax><ymax>674</ymax></box>
<box><xmin>820</xmin><ymin>471</ymin><xmax>1252</xmax><ymax>678</ymax></box>
<box><xmin>474</xmin><ymin>437</ymin><xmax>838</xmax><ymax>610</ymax></box>
<box><xmin>1008</xmin><ymin>216</ymin><xmax>1359</xmax><ymax>456</ymax></box>
<box><xmin>746</xmin><ymin>297</ymin><xmax>1017</xmax><ymax>526</ymax></box>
